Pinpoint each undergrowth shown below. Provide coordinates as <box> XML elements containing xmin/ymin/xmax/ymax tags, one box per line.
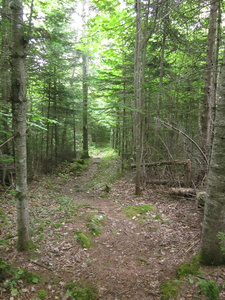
<box><xmin>87</xmin><ymin>214</ymin><xmax>106</xmax><ymax>235</ymax></box>
<box><xmin>74</xmin><ymin>231</ymin><xmax>94</xmax><ymax>248</ymax></box>
<box><xmin>177</xmin><ymin>254</ymin><xmax>201</xmax><ymax>278</ymax></box>
<box><xmin>66</xmin><ymin>280</ymin><xmax>98</xmax><ymax>300</ymax></box>
<box><xmin>122</xmin><ymin>204</ymin><xmax>155</xmax><ymax>218</ymax></box>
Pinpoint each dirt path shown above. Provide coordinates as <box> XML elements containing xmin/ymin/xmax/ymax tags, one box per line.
<box><xmin>0</xmin><ymin>155</ymin><xmax>205</xmax><ymax>299</ymax></box>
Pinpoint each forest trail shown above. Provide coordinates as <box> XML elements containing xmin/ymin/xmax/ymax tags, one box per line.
<box><xmin>0</xmin><ymin>154</ymin><xmax>213</xmax><ymax>299</ymax></box>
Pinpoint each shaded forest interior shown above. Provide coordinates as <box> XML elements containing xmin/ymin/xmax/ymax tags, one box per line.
<box><xmin>1</xmin><ymin>0</ymin><xmax>225</xmax><ymax>299</ymax></box>
<box><xmin>0</xmin><ymin>0</ymin><xmax>220</xmax><ymax>189</ymax></box>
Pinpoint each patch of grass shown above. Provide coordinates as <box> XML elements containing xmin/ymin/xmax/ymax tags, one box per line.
<box><xmin>55</xmin><ymin>196</ymin><xmax>73</xmax><ymax>205</ymax></box>
<box><xmin>122</xmin><ymin>204</ymin><xmax>155</xmax><ymax>218</ymax></box>
<box><xmin>159</xmin><ymin>280</ymin><xmax>181</xmax><ymax>300</ymax></box>
<box><xmin>66</xmin><ymin>280</ymin><xmax>98</xmax><ymax>300</ymax></box>
<box><xmin>58</xmin><ymin>172</ymin><xmax>69</xmax><ymax>181</ymax></box>
<box><xmin>197</xmin><ymin>278</ymin><xmax>220</xmax><ymax>300</ymax></box>
<box><xmin>36</xmin><ymin>234</ymin><xmax>45</xmax><ymax>242</ymax></box>
<box><xmin>87</xmin><ymin>214</ymin><xmax>106</xmax><ymax>235</ymax></box>
<box><xmin>36</xmin><ymin>224</ymin><xmax>45</xmax><ymax>232</ymax></box>
<box><xmin>74</xmin><ymin>231</ymin><xmax>94</xmax><ymax>248</ymax></box>
<box><xmin>177</xmin><ymin>255</ymin><xmax>201</xmax><ymax>278</ymax></box>
<box><xmin>53</xmin><ymin>223</ymin><xmax>62</xmax><ymax>228</ymax></box>
<box><xmin>37</xmin><ymin>289</ymin><xmax>48</xmax><ymax>299</ymax></box>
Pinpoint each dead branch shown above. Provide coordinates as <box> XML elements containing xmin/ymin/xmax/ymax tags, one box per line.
<box><xmin>154</xmin><ymin>117</ymin><xmax>208</xmax><ymax>165</ymax></box>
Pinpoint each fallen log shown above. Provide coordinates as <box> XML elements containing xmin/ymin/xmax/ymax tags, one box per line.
<box><xmin>169</xmin><ymin>187</ymin><xmax>195</xmax><ymax>197</ymax></box>
<box><xmin>131</xmin><ymin>159</ymin><xmax>192</xmax><ymax>187</ymax></box>
<box><xmin>146</xmin><ymin>180</ymin><xmax>169</xmax><ymax>185</ymax></box>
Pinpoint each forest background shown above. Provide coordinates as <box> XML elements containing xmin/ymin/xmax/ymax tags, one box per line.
<box><xmin>1</xmin><ymin>0</ymin><xmax>225</xmax><ymax>298</ymax></box>
<box><xmin>1</xmin><ymin>0</ymin><xmax>221</xmax><ymax>187</ymax></box>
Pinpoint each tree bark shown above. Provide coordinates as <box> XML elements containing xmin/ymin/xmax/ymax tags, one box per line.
<box><xmin>82</xmin><ymin>53</ymin><xmax>89</xmax><ymax>158</ymax></box>
<box><xmin>200</xmin><ymin>0</ymin><xmax>219</xmax><ymax>161</ymax></box>
<box><xmin>1</xmin><ymin>0</ymin><xmax>12</xmax><ymax>155</ymax></box>
<box><xmin>10</xmin><ymin>0</ymin><xmax>30</xmax><ymax>251</ymax></box>
<box><xmin>200</xmin><ymin>48</ymin><xmax>225</xmax><ymax>265</ymax></box>
<box><xmin>134</xmin><ymin>0</ymin><xmax>144</xmax><ymax>195</ymax></box>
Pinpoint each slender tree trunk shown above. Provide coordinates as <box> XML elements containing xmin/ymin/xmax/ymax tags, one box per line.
<box><xmin>82</xmin><ymin>53</ymin><xmax>89</xmax><ymax>158</ymax></box>
<box><xmin>53</xmin><ymin>68</ymin><xmax>58</xmax><ymax>165</ymax></box>
<box><xmin>1</xmin><ymin>0</ymin><xmax>11</xmax><ymax>155</ymax></box>
<box><xmin>200</xmin><ymin>0</ymin><xmax>218</xmax><ymax>162</ymax></box>
<box><xmin>10</xmin><ymin>0</ymin><xmax>30</xmax><ymax>251</ymax></box>
<box><xmin>157</xmin><ymin>0</ymin><xmax>169</xmax><ymax>117</ymax></box>
<box><xmin>73</xmin><ymin>103</ymin><xmax>77</xmax><ymax>158</ymax></box>
<box><xmin>200</xmin><ymin>48</ymin><xmax>225</xmax><ymax>265</ymax></box>
<box><xmin>46</xmin><ymin>81</ymin><xmax>51</xmax><ymax>158</ymax></box>
<box><xmin>134</xmin><ymin>0</ymin><xmax>144</xmax><ymax>195</ymax></box>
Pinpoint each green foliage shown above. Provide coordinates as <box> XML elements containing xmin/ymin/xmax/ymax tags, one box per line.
<box><xmin>74</xmin><ymin>231</ymin><xmax>93</xmax><ymax>248</ymax></box>
<box><xmin>0</xmin><ymin>209</ymin><xmax>7</xmax><ymax>228</ymax></box>
<box><xmin>177</xmin><ymin>255</ymin><xmax>201</xmax><ymax>278</ymax></box>
<box><xmin>53</xmin><ymin>223</ymin><xmax>62</xmax><ymax>228</ymax></box>
<box><xmin>37</xmin><ymin>289</ymin><xmax>48</xmax><ymax>300</ymax></box>
<box><xmin>58</xmin><ymin>172</ymin><xmax>69</xmax><ymax>181</ymax></box>
<box><xmin>70</xmin><ymin>159</ymin><xmax>89</xmax><ymax>173</ymax></box>
<box><xmin>217</xmin><ymin>232</ymin><xmax>225</xmax><ymax>254</ymax></box>
<box><xmin>197</xmin><ymin>278</ymin><xmax>220</xmax><ymax>300</ymax></box>
<box><xmin>87</xmin><ymin>214</ymin><xmax>106</xmax><ymax>235</ymax></box>
<box><xmin>66</xmin><ymin>280</ymin><xmax>98</xmax><ymax>300</ymax></box>
<box><xmin>159</xmin><ymin>280</ymin><xmax>181</xmax><ymax>300</ymax></box>
<box><xmin>16</xmin><ymin>269</ymin><xmax>40</xmax><ymax>284</ymax></box>
<box><xmin>17</xmin><ymin>240</ymin><xmax>37</xmax><ymax>251</ymax></box>
<box><xmin>0</xmin><ymin>257</ymin><xmax>14</xmax><ymax>282</ymax></box>
<box><xmin>0</xmin><ymin>154</ymin><xmax>14</xmax><ymax>164</ymax></box>
<box><xmin>55</xmin><ymin>196</ymin><xmax>73</xmax><ymax>205</ymax></box>
<box><xmin>122</xmin><ymin>204</ymin><xmax>155</xmax><ymax>218</ymax></box>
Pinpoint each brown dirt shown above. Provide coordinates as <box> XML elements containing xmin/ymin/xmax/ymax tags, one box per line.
<box><xmin>1</xmin><ymin>154</ymin><xmax>225</xmax><ymax>299</ymax></box>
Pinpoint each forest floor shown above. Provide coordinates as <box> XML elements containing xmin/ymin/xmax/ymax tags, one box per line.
<box><xmin>1</xmin><ymin>151</ymin><xmax>225</xmax><ymax>300</ymax></box>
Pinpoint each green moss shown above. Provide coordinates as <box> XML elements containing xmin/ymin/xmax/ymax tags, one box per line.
<box><xmin>159</xmin><ymin>280</ymin><xmax>180</xmax><ymax>300</ymax></box>
<box><xmin>177</xmin><ymin>255</ymin><xmax>201</xmax><ymax>278</ymax></box>
<box><xmin>74</xmin><ymin>231</ymin><xmax>93</xmax><ymax>248</ymax></box>
<box><xmin>87</xmin><ymin>214</ymin><xmax>106</xmax><ymax>235</ymax></box>
<box><xmin>66</xmin><ymin>280</ymin><xmax>98</xmax><ymax>300</ymax></box>
<box><xmin>70</xmin><ymin>159</ymin><xmax>89</xmax><ymax>173</ymax></box>
<box><xmin>122</xmin><ymin>204</ymin><xmax>155</xmax><ymax>218</ymax></box>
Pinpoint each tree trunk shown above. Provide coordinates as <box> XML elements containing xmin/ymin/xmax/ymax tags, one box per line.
<box><xmin>200</xmin><ymin>0</ymin><xmax>219</xmax><ymax>162</ymax></box>
<box><xmin>200</xmin><ymin>48</ymin><xmax>225</xmax><ymax>265</ymax></box>
<box><xmin>10</xmin><ymin>0</ymin><xmax>30</xmax><ymax>251</ymax></box>
<box><xmin>82</xmin><ymin>53</ymin><xmax>89</xmax><ymax>158</ymax></box>
<box><xmin>134</xmin><ymin>0</ymin><xmax>144</xmax><ymax>195</ymax></box>
<box><xmin>1</xmin><ymin>0</ymin><xmax>12</xmax><ymax>155</ymax></box>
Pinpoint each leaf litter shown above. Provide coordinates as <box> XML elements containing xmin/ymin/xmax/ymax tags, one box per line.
<box><xmin>1</xmin><ymin>156</ymin><xmax>225</xmax><ymax>299</ymax></box>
